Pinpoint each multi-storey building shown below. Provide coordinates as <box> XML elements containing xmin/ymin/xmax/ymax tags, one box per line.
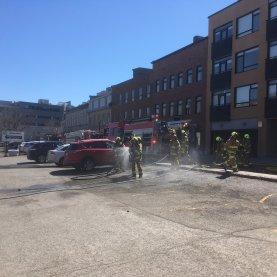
<box><xmin>111</xmin><ymin>68</ymin><xmax>153</xmax><ymax>123</ymax></box>
<box><xmin>150</xmin><ymin>36</ymin><xmax>208</xmax><ymax>150</ymax></box>
<box><xmin>207</xmin><ymin>0</ymin><xmax>277</xmax><ymax>157</ymax></box>
<box><xmin>88</xmin><ymin>88</ymin><xmax>112</xmax><ymax>132</ymax></box>
<box><xmin>64</xmin><ymin>102</ymin><xmax>89</xmax><ymax>132</ymax></box>
<box><xmin>111</xmin><ymin>37</ymin><xmax>208</xmax><ymax>151</ymax></box>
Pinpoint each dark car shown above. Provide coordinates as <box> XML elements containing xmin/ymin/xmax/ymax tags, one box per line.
<box><xmin>63</xmin><ymin>139</ymin><xmax>115</xmax><ymax>171</ymax></box>
<box><xmin>27</xmin><ymin>141</ymin><xmax>63</xmax><ymax>163</ymax></box>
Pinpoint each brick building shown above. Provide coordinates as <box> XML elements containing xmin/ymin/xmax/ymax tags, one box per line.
<box><xmin>207</xmin><ymin>0</ymin><xmax>277</xmax><ymax>157</ymax></box>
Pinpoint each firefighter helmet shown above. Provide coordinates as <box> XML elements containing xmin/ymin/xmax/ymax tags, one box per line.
<box><xmin>216</xmin><ymin>136</ymin><xmax>222</xmax><ymax>142</ymax></box>
<box><xmin>115</xmin><ymin>137</ymin><xmax>121</xmax><ymax>142</ymax></box>
<box><xmin>231</xmin><ymin>131</ymin><xmax>238</xmax><ymax>137</ymax></box>
<box><xmin>244</xmin><ymin>134</ymin><xmax>250</xmax><ymax>139</ymax></box>
<box><xmin>183</xmin><ymin>123</ymin><xmax>189</xmax><ymax>129</ymax></box>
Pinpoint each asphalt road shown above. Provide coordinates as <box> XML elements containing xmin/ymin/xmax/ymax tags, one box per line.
<box><xmin>0</xmin><ymin>156</ymin><xmax>277</xmax><ymax>277</ymax></box>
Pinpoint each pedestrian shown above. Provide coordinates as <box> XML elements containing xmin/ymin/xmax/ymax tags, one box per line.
<box><xmin>215</xmin><ymin>136</ymin><xmax>226</xmax><ymax>164</ymax></box>
<box><xmin>223</xmin><ymin>131</ymin><xmax>240</xmax><ymax>172</ymax></box>
<box><xmin>113</xmin><ymin>137</ymin><xmax>125</xmax><ymax>173</ymax></box>
<box><xmin>169</xmin><ymin>131</ymin><xmax>181</xmax><ymax>169</ymax></box>
<box><xmin>129</xmin><ymin>136</ymin><xmax>143</xmax><ymax>178</ymax></box>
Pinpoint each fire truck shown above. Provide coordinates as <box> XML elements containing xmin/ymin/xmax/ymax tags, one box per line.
<box><xmin>65</xmin><ymin>130</ymin><xmax>104</xmax><ymax>143</ymax></box>
<box><xmin>107</xmin><ymin>116</ymin><xmax>169</xmax><ymax>155</ymax></box>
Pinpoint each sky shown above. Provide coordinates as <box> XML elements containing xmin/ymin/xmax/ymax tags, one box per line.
<box><xmin>0</xmin><ymin>0</ymin><xmax>236</xmax><ymax>107</ymax></box>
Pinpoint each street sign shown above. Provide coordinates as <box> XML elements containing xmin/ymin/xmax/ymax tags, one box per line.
<box><xmin>1</xmin><ymin>131</ymin><xmax>24</xmax><ymax>142</ymax></box>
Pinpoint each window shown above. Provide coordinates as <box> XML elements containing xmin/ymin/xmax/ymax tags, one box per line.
<box><xmin>162</xmin><ymin>103</ymin><xmax>167</xmax><ymax>117</ymax></box>
<box><xmin>214</xmin><ymin>23</ymin><xmax>233</xmax><ymax>42</ymax></box>
<box><xmin>170</xmin><ymin>75</ymin><xmax>175</xmax><ymax>89</ymax></box>
<box><xmin>236</xmin><ymin>47</ymin><xmax>259</xmax><ymax>73</ymax></box>
<box><xmin>270</xmin><ymin>40</ymin><xmax>277</xmax><ymax>59</ymax></box>
<box><xmin>138</xmin><ymin>108</ymin><xmax>142</xmax><ymax>118</ymax></box>
<box><xmin>131</xmin><ymin>110</ymin><xmax>135</xmax><ymax>119</ymax></box>
<box><xmin>156</xmin><ymin>80</ymin><xmax>160</xmax><ymax>92</ymax></box>
<box><xmin>237</xmin><ymin>10</ymin><xmax>259</xmax><ymax>37</ymax></box>
<box><xmin>185</xmin><ymin>98</ymin><xmax>191</xmax><ymax>115</ymax></box>
<box><xmin>187</xmin><ymin>69</ymin><xmax>193</xmax><ymax>84</ymax></box>
<box><xmin>162</xmin><ymin>77</ymin><xmax>167</xmax><ymax>91</ymax></box>
<box><xmin>196</xmin><ymin>65</ymin><xmax>203</xmax><ymax>81</ymax></box>
<box><xmin>214</xmin><ymin>57</ymin><xmax>232</xmax><ymax>74</ymax></box>
<box><xmin>177</xmin><ymin>100</ymin><xmax>182</xmax><ymax>116</ymax></box>
<box><xmin>125</xmin><ymin>92</ymin><xmax>128</xmax><ymax>103</ymax></box>
<box><xmin>155</xmin><ymin>104</ymin><xmax>160</xmax><ymax>115</ymax></box>
<box><xmin>119</xmin><ymin>94</ymin><xmax>122</xmax><ymax>104</ymax></box>
<box><xmin>169</xmin><ymin>102</ymin><xmax>174</xmax><ymax>116</ymax></box>
<box><xmin>235</xmin><ymin>84</ymin><xmax>258</xmax><ymax>107</ymax></box>
<box><xmin>146</xmin><ymin>107</ymin><xmax>150</xmax><ymax>117</ymax></box>
<box><xmin>124</xmin><ymin>111</ymin><xmax>128</xmax><ymax>120</ymax></box>
<box><xmin>270</xmin><ymin>0</ymin><xmax>277</xmax><ymax>20</ymax></box>
<box><xmin>195</xmin><ymin>96</ymin><xmax>202</xmax><ymax>114</ymax></box>
<box><xmin>146</xmin><ymin>84</ymin><xmax>151</xmax><ymax>98</ymax></box>
<box><xmin>212</xmin><ymin>89</ymin><xmax>231</xmax><ymax>107</ymax></box>
<box><xmin>138</xmin><ymin>88</ymin><xmax>143</xmax><ymax>100</ymax></box>
<box><xmin>131</xmin><ymin>89</ymin><xmax>135</xmax><ymax>102</ymax></box>
<box><xmin>178</xmin><ymin>72</ymin><xmax>184</xmax><ymax>87</ymax></box>
<box><xmin>268</xmin><ymin>80</ymin><xmax>277</xmax><ymax>98</ymax></box>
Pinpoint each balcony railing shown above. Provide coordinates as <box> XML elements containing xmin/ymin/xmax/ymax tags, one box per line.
<box><xmin>211</xmin><ymin>37</ymin><xmax>232</xmax><ymax>60</ymax></box>
<box><xmin>210</xmin><ymin>71</ymin><xmax>231</xmax><ymax>91</ymax></box>
<box><xmin>265</xmin><ymin>97</ymin><xmax>277</xmax><ymax>118</ymax></box>
<box><xmin>266</xmin><ymin>58</ymin><xmax>277</xmax><ymax>79</ymax></box>
<box><xmin>267</xmin><ymin>18</ymin><xmax>277</xmax><ymax>41</ymax></box>
<box><xmin>210</xmin><ymin>105</ymin><xmax>231</xmax><ymax>122</ymax></box>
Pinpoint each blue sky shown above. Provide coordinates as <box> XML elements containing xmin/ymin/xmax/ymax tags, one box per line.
<box><xmin>0</xmin><ymin>0</ymin><xmax>236</xmax><ymax>106</ymax></box>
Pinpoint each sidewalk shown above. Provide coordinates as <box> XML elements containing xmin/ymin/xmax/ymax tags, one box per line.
<box><xmin>155</xmin><ymin>154</ymin><xmax>277</xmax><ymax>183</ymax></box>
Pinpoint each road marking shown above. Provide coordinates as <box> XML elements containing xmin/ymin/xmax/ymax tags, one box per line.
<box><xmin>259</xmin><ymin>193</ymin><xmax>277</xmax><ymax>204</ymax></box>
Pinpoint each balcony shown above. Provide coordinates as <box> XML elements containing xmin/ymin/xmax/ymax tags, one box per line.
<box><xmin>210</xmin><ymin>105</ymin><xmax>231</xmax><ymax>122</ymax></box>
<box><xmin>266</xmin><ymin>58</ymin><xmax>277</xmax><ymax>79</ymax></box>
<box><xmin>211</xmin><ymin>37</ymin><xmax>232</xmax><ymax>60</ymax></box>
<box><xmin>267</xmin><ymin>18</ymin><xmax>277</xmax><ymax>41</ymax></box>
<box><xmin>265</xmin><ymin>97</ymin><xmax>277</xmax><ymax>118</ymax></box>
<box><xmin>210</xmin><ymin>71</ymin><xmax>231</xmax><ymax>91</ymax></box>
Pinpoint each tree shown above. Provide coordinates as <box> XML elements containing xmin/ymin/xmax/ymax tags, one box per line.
<box><xmin>0</xmin><ymin>106</ymin><xmax>35</xmax><ymax>131</ymax></box>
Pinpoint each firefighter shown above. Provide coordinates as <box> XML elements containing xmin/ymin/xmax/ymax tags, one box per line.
<box><xmin>215</xmin><ymin>136</ymin><xmax>226</xmax><ymax>164</ymax></box>
<box><xmin>169</xmin><ymin>132</ymin><xmax>181</xmax><ymax>169</ymax></box>
<box><xmin>113</xmin><ymin>137</ymin><xmax>125</xmax><ymax>172</ymax></box>
<box><xmin>223</xmin><ymin>131</ymin><xmax>240</xmax><ymax>172</ymax></box>
<box><xmin>180</xmin><ymin>122</ymin><xmax>191</xmax><ymax>163</ymax></box>
<box><xmin>129</xmin><ymin>136</ymin><xmax>143</xmax><ymax>178</ymax></box>
<box><xmin>240</xmin><ymin>134</ymin><xmax>251</xmax><ymax>167</ymax></box>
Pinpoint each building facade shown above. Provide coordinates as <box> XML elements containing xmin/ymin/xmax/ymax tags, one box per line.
<box><xmin>111</xmin><ymin>68</ymin><xmax>153</xmax><ymax>123</ymax></box>
<box><xmin>150</xmin><ymin>37</ymin><xmax>208</xmax><ymax>150</ymax></box>
<box><xmin>88</xmin><ymin>88</ymin><xmax>112</xmax><ymax>132</ymax></box>
<box><xmin>64</xmin><ymin>102</ymin><xmax>89</xmax><ymax>132</ymax></box>
<box><xmin>207</xmin><ymin>0</ymin><xmax>277</xmax><ymax>157</ymax></box>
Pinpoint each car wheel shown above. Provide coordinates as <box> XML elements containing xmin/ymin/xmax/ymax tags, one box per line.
<box><xmin>58</xmin><ymin>157</ymin><xmax>64</xmax><ymax>167</ymax></box>
<box><xmin>81</xmin><ymin>158</ymin><xmax>95</xmax><ymax>172</ymax></box>
<box><xmin>37</xmin><ymin>155</ymin><xmax>46</xmax><ymax>163</ymax></box>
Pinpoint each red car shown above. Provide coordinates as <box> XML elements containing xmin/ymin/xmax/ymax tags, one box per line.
<box><xmin>63</xmin><ymin>139</ymin><xmax>115</xmax><ymax>171</ymax></box>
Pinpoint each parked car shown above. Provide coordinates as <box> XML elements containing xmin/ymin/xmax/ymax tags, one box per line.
<box><xmin>19</xmin><ymin>141</ymin><xmax>42</xmax><ymax>154</ymax></box>
<box><xmin>27</xmin><ymin>141</ymin><xmax>63</xmax><ymax>163</ymax></box>
<box><xmin>47</xmin><ymin>144</ymin><xmax>70</xmax><ymax>166</ymax></box>
<box><xmin>63</xmin><ymin>139</ymin><xmax>115</xmax><ymax>171</ymax></box>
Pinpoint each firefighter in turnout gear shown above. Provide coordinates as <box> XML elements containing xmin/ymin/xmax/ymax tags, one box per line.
<box><xmin>215</xmin><ymin>136</ymin><xmax>226</xmax><ymax>164</ymax></box>
<box><xmin>113</xmin><ymin>137</ymin><xmax>125</xmax><ymax>172</ymax></box>
<box><xmin>180</xmin><ymin>123</ymin><xmax>191</xmax><ymax>164</ymax></box>
<box><xmin>240</xmin><ymin>134</ymin><xmax>251</xmax><ymax>167</ymax></box>
<box><xmin>129</xmin><ymin>136</ymin><xmax>143</xmax><ymax>178</ymax></box>
<box><xmin>169</xmin><ymin>131</ymin><xmax>181</xmax><ymax>169</ymax></box>
<box><xmin>223</xmin><ymin>132</ymin><xmax>240</xmax><ymax>172</ymax></box>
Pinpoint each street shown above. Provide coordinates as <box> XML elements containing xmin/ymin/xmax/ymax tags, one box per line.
<box><xmin>0</xmin><ymin>155</ymin><xmax>277</xmax><ymax>277</ymax></box>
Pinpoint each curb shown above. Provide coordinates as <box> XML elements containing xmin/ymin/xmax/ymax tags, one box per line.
<box><xmin>155</xmin><ymin>163</ymin><xmax>277</xmax><ymax>183</ymax></box>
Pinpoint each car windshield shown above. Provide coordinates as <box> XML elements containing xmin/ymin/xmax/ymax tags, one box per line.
<box><xmin>67</xmin><ymin>144</ymin><xmax>83</xmax><ymax>150</ymax></box>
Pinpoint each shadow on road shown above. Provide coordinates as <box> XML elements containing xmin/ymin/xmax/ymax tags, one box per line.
<box><xmin>216</xmin><ymin>171</ymin><xmax>232</xmax><ymax>180</ymax></box>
